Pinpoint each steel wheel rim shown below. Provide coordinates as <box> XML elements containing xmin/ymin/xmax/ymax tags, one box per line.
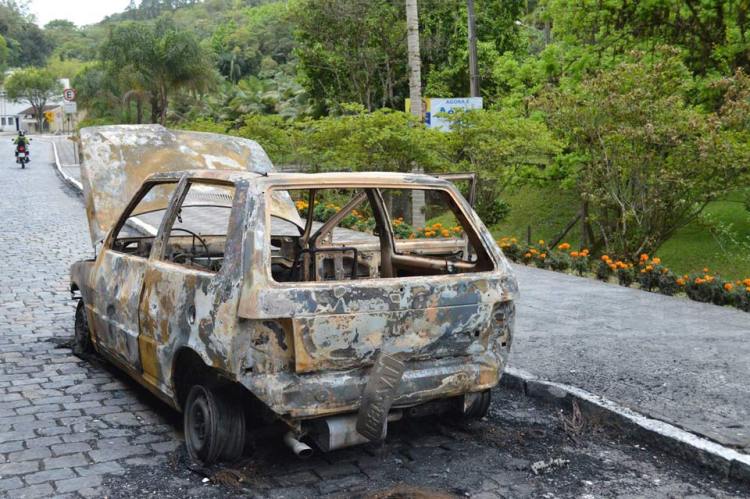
<box><xmin>188</xmin><ymin>395</ymin><xmax>210</xmax><ymax>452</ymax></box>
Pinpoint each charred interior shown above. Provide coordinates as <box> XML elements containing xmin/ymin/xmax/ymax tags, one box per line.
<box><xmin>111</xmin><ymin>181</ymin><xmax>235</xmax><ymax>273</ymax></box>
<box><xmin>270</xmin><ymin>187</ymin><xmax>494</xmax><ymax>282</ymax></box>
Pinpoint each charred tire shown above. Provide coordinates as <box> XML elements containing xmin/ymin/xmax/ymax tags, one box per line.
<box><xmin>73</xmin><ymin>300</ymin><xmax>94</xmax><ymax>355</ymax></box>
<box><xmin>218</xmin><ymin>391</ymin><xmax>246</xmax><ymax>462</ymax></box>
<box><xmin>462</xmin><ymin>389</ymin><xmax>491</xmax><ymax>420</ymax></box>
<box><xmin>184</xmin><ymin>384</ymin><xmax>245</xmax><ymax>465</ymax></box>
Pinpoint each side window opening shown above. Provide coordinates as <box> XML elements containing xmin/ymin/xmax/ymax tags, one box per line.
<box><xmin>269</xmin><ymin>186</ymin><xmax>493</xmax><ymax>283</ymax></box>
<box><xmin>161</xmin><ymin>182</ymin><xmax>236</xmax><ymax>273</ymax></box>
<box><xmin>110</xmin><ymin>182</ymin><xmax>178</xmax><ymax>258</ymax></box>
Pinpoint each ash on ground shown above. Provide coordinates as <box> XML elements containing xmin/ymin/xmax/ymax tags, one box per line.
<box><xmin>103</xmin><ymin>387</ymin><xmax>750</xmax><ymax>498</ymax></box>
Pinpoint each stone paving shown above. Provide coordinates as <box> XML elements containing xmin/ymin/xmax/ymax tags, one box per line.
<box><xmin>0</xmin><ymin>140</ymin><xmax>180</xmax><ymax>498</ymax></box>
<box><xmin>0</xmin><ymin>138</ymin><xmax>748</xmax><ymax>498</ymax></box>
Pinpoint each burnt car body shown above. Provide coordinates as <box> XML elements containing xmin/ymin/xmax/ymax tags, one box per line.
<box><xmin>70</xmin><ymin>125</ymin><xmax>518</xmax><ymax>463</ymax></box>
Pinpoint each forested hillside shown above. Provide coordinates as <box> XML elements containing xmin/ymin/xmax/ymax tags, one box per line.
<box><xmin>2</xmin><ymin>0</ymin><xmax>749</xmax><ymax>277</ymax></box>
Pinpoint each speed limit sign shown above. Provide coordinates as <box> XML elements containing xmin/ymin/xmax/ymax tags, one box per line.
<box><xmin>63</xmin><ymin>88</ymin><xmax>77</xmax><ymax>102</ymax></box>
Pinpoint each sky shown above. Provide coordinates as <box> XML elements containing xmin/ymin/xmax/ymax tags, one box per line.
<box><xmin>29</xmin><ymin>0</ymin><xmax>132</xmax><ymax>27</ymax></box>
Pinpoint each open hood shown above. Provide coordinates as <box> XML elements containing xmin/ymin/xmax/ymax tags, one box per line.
<box><xmin>80</xmin><ymin>125</ymin><xmax>275</xmax><ymax>246</ymax></box>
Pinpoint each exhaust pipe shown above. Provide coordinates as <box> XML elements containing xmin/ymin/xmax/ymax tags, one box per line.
<box><xmin>312</xmin><ymin>411</ymin><xmax>402</xmax><ymax>452</ymax></box>
<box><xmin>283</xmin><ymin>431</ymin><xmax>313</xmax><ymax>459</ymax></box>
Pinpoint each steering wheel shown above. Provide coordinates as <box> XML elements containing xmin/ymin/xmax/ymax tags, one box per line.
<box><xmin>169</xmin><ymin>228</ymin><xmax>210</xmax><ymax>259</ymax></box>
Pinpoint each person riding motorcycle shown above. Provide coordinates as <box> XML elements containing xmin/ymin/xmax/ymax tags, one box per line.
<box><xmin>13</xmin><ymin>131</ymin><xmax>30</xmax><ymax>164</ymax></box>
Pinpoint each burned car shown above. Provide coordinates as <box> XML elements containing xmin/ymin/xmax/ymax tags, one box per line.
<box><xmin>70</xmin><ymin>125</ymin><xmax>518</xmax><ymax>464</ymax></box>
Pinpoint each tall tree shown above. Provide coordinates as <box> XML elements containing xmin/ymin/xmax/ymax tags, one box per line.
<box><xmin>543</xmin><ymin>0</ymin><xmax>750</xmax><ymax>76</ymax></box>
<box><xmin>5</xmin><ymin>68</ymin><xmax>62</xmax><ymax>131</ymax></box>
<box><xmin>100</xmin><ymin>19</ymin><xmax>215</xmax><ymax>124</ymax></box>
<box><xmin>293</xmin><ymin>0</ymin><xmax>407</xmax><ymax>113</ymax></box>
<box><xmin>405</xmin><ymin>0</ymin><xmax>422</xmax><ymax>118</ymax></box>
<box><xmin>538</xmin><ymin>51</ymin><xmax>749</xmax><ymax>257</ymax></box>
<box><xmin>0</xmin><ymin>2</ymin><xmax>52</xmax><ymax>66</ymax></box>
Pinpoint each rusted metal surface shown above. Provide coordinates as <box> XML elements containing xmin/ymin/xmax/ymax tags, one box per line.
<box><xmin>71</xmin><ymin>125</ymin><xmax>518</xmax><ymax>451</ymax></box>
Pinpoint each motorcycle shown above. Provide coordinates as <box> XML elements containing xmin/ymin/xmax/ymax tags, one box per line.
<box><xmin>14</xmin><ymin>141</ymin><xmax>30</xmax><ymax>168</ymax></box>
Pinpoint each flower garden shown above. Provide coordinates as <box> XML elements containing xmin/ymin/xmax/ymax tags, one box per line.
<box><xmin>498</xmin><ymin>237</ymin><xmax>750</xmax><ymax>313</ymax></box>
<box><xmin>294</xmin><ymin>198</ymin><xmax>464</xmax><ymax>240</ymax></box>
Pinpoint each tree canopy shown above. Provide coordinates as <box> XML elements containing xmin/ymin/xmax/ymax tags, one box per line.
<box><xmin>4</xmin><ymin>67</ymin><xmax>62</xmax><ymax>130</ymax></box>
<box><xmin>99</xmin><ymin>18</ymin><xmax>215</xmax><ymax>124</ymax></box>
<box><xmin>6</xmin><ymin>0</ymin><xmax>749</xmax><ymax>258</ymax></box>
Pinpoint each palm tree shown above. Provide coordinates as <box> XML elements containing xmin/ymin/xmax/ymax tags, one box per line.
<box><xmin>101</xmin><ymin>19</ymin><xmax>216</xmax><ymax>125</ymax></box>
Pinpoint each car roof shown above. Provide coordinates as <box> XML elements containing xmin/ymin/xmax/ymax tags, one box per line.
<box><xmin>146</xmin><ymin>170</ymin><xmax>456</xmax><ymax>189</ymax></box>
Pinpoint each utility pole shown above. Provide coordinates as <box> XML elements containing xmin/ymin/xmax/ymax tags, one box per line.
<box><xmin>405</xmin><ymin>0</ymin><xmax>425</xmax><ymax>228</ymax></box>
<box><xmin>467</xmin><ymin>0</ymin><xmax>480</xmax><ymax>97</ymax></box>
<box><xmin>406</xmin><ymin>0</ymin><xmax>422</xmax><ymax>118</ymax></box>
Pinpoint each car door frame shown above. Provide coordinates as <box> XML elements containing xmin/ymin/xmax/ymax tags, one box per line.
<box><xmin>137</xmin><ymin>177</ymin><xmax>243</xmax><ymax>397</ymax></box>
<box><xmin>90</xmin><ymin>176</ymin><xmax>187</xmax><ymax>377</ymax></box>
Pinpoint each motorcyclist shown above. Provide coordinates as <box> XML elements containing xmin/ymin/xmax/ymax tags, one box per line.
<box><xmin>12</xmin><ymin>131</ymin><xmax>30</xmax><ymax>163</ymax></box>
<box><xmin>13</xmin><ymin>130</ymin><xmax>29</xmax><ymax>146</ymax></box>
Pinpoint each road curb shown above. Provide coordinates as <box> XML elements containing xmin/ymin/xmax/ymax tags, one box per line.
<box><xmin>48</xmin><ymin>138</ymin><xmax>83</xmax><ymax>192</ymax></box>
<box><xmin>501</xmin><ymin>367</ymin><xmax>750</xmax><ymax>483</ymax></box>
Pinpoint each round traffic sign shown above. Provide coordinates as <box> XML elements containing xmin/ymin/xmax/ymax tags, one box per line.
<box><xmin>63</xmin><ymin>88</ymin><xmax>77</xmax><ymax>102</ymax></box>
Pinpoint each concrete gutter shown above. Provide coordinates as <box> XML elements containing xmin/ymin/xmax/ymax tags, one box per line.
<box><xmin>48</xmin><ymin>138</ymin><xmax>83</xmax><ymax>192</ymax></box>
<box><xmin>501</xmin><ymin>367</ymin><xmax>750</xmax><ymax>483</ymax></box>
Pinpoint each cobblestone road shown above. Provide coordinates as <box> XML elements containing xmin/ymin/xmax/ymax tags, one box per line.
<box><xmin>0</xmin><ymin>139</ymin><xmax>180</xmax><ymax>498</ymax></box>
<box><xmin>0</xmin><ymin>138</ymin><xmax>748</xmax><ymax>498</ymax></box>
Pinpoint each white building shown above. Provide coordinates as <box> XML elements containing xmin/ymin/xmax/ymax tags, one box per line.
<box><xmin>0</xmin><ymin>75</ymin><xmax>71</xmax><ymax>133</ymax></box>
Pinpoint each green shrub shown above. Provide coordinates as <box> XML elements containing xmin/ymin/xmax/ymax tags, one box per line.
<box><xmin>476</xmin><ymin>193</ymin><xmax>511</xmax><ymax>226</ymax></box>
<box><xmin>548</xmin><ymin>251</ymin><xmax>571</xmax><ymax>271</ymax></box>
<box><xmin>637</xmin><ymin>266</ymin><xmax>661</xmax><ymax>292</ymax></box>
<box><xmin>596</xmin><ymin>259</ymin><xmax>613</xmax><ymax>281</ymax></box>
<box><xmin>497</xmin><ymin>237</ymin><xmax>523</xmax><ymax>262</ymax></box>
<box><xmin>391</xmin><ymin>220</ymin><xmax>415</xmax><ymax>239</ymax></box>
<box><xmin>570</xmin><ymin>250</ymin><xmax>591</xmax><ymax>276</ymax></box>
<box><xmin>657</xmin><ymin>271</ymin><xmax>679</xmax><ymax>296</ymax></box>
<box><xmin>731</xmin><ymin>286</ymin><xmax>750</xmax><ymax>311</ymax></box>
<box><xmin>176</xmin><ymin>118</ymin><xmax>230</xmax><ymax>134</ymax></box>
<box><xmin>616</xmin><ymin>267</ymin><xmax>636</xmax><ymax>287</ymax></box>
<box><xmin>684</xmin><ymin>275</ymin><xmax>725</xmax><ymax>304</ymax></box>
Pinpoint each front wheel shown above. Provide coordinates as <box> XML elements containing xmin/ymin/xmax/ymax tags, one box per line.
<box><xmin>461</xmin><ymin>390</ymin><xmax>491</xmax><ymax>420</ymax></box>
<box><xmin>184</xmin><ymin>384</ymin><xmax>246</xmax><ymax>465</ymax></box>
<box><xmin>73</xmin><ymin>300</ymin><xmax>94</xmax><ymax>355</ymax></box>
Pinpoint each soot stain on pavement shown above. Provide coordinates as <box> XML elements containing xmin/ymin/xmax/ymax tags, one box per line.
<box><xmin>101</xmin><ymin>388</ymin><xmax>750</xmax><ymax>498</ymax></box>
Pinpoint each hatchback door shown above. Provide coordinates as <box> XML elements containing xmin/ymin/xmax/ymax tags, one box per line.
<box><xmin>243</xmin><ymin>182</ymin><xmax>507</xmax><ymax>374</ymax></box>
<box><xmin>287</xmin><ymin>277</ymin><xmax>501</xmax><ymax>373</ymax></box>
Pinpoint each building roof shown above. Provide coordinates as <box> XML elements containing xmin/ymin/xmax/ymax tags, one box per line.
<box><xmin>18</xmin><ymin>104</ymin><xmax>60</xmax><ymax>117</ymax></box>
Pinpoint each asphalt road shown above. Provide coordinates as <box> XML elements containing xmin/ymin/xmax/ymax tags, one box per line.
<box><xmin>0</xmin><ymin>136</ymin><xmax>746</xmax><ymax>497</ymax></box>
<box><xmin>510</xmin><ymin>264</ymin><xmax>750</xmax><ymax>452</ymax></box>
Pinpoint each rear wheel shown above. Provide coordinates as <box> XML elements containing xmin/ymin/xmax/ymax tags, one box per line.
<box><xmin>184</xmin><ymin>384</ymin><xmax>246</xmax><ymax>465</ymax></box>
<box><xmin>73</xmin><ymin>300</ymin><xmax>94</xmax><ymax>355</ymax></box>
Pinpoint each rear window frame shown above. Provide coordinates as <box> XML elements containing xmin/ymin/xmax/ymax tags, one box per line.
<box><xmin>263</xmin><ymin>181</ymin><xmax>496</xmax><ymax>286</ymax></box>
